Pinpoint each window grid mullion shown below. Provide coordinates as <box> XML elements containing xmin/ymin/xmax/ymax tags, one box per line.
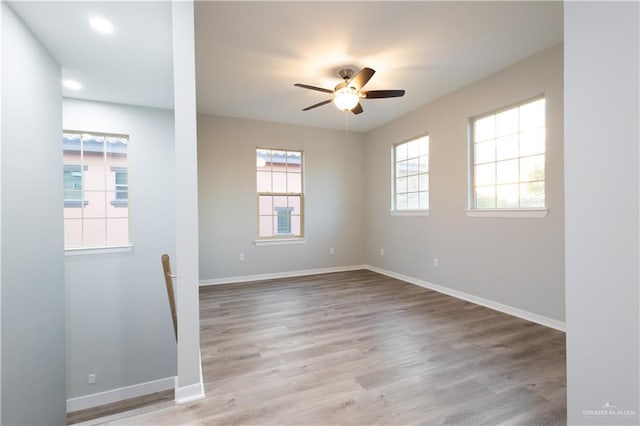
<box><xmin>516</xmin><ymin>108</ymin><xmax>521</xmax><ymax>208</ymax></box>
<box><xmin>257</xmin><ymin>149</ymin><xmax>303</xmax><ymax>239</ymax></box>
<box><xmin>80</xmin><ymin>135</ymin><xmax>86</xmax><ymax>246</ymax></box>
<box><xmin>493</xmin><ymin>118</ymin><xmax>498</xmax><ymax>209</ymax></box>
<box><xmin>392</xmin><ymin>137</ymin><xmax>429</xmax><ymax>211</ymax></box>
<box><xmin>103</xmin><ymin>136</ymin><xmax>108</xmax><ymax>245</ymax></box>
<box><xmin>64</xmin><ymin>131</ymin><xmax>129</xmax><ymax>249</ymax></box>
<box><xmin>471</xmin><ymin>97</ymin><xmax>545</xmax><ymax>209</ymax></box>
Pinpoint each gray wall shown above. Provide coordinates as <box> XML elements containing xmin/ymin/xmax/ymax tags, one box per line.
<box><xmin>63</xmin><ymin>99</ymin><xmax>177</xmax><ymax>400</ymax></box>
<box><xmin>172</xmin><ymin>0</ymin><xmax>203</xmax><ymax>399</ymax></box>
<box><xmin>198</xmin><ymin>115</ymin><xmax>366</xmax><ymax>280</ymax></box>
<box><xmin>364</xmin><ymin>45</ymin><xmax>565</xmax><ymax>323</ymax></box>
<box><xmin>1</xmin><ymin>4</ymin><xmax>4</xmax><ymax>422</ymax></box>
<box><xmin>1</xmin><ymin>3</ymin><xmax>66</xmax><ymax>424</ymax></box>
<box><xmin>565</xmin><ymin>2</ymin><xmax>639</xmax><ymax>424</ymax></box>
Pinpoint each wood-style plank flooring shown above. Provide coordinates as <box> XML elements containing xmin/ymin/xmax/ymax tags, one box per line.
<box><xmin>68</xmin><ymin>390</ymin><xmax>175</xmax><ymax>424</ymax></box>
<box><xmin>97</xmin><ymin>270</ymin><xmax>566</xmax><ymax>425</ymax></box>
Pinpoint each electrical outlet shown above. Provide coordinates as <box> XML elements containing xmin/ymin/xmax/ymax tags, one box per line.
<box><xmin>329</xmin><ymin>247</ymin><xmax>335</xmax><ymax>255</ymax></box>
<box><xmin>238</xmin><ymin>253</ymin><xmax>245</xmax><ymax>261</ymax></box>
<box><xmin>380</xmin><ymin>248</ymin><xmax>385</xmax><ymax>256</ymax></box>
<box><xmin>88</xmin><ymin>373</ymin><xmax>96</xmax><ymax>384</ymax></box>
<box><xmin>433</xmin><ymin>258</ymin><xmax>439</xmax><ymax>267</ymax></box>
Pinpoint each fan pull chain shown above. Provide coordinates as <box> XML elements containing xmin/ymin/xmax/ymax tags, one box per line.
<box><xmin>345</xmin><ymin>110</ymin><xmax>349</xmax><ymax>143</ymax></box>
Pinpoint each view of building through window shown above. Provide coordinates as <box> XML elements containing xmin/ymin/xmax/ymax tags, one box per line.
<box><xmin>393</xmin><ymin>135</ymin><xmax>429</xmax><ymax>211</ymax></box>
<box><xmin>256</xmin><ymin>148</ymin><xmax>303</xmax><ymax>238</ymax></box>
<box><xmin>471</xmin><ymin>97</ymin><xmax>546</xmax><ymax>209</ymax></box>
<box><xmin>63</xmin><ymin>131</ymin><xmax>129</xmax><ymax>248</ymax></box>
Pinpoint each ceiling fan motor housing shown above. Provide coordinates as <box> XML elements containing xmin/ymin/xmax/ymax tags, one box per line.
<box><xmin>339</xmin><ymin>68</ymin><xmax>354</xmax><ymax>81</ymax></box>
<box><xmin>294</xmin><ymin>66</ymin><xmax>405</xmax><ymax>115</ymax></box>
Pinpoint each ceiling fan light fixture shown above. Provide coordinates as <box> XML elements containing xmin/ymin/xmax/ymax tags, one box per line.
<box><xmin>333</xmin><ymin>87</ymin><xmax>360</xmax><ymax>111</ymax></box>
<box><xmin>295</xmin><ymin>66</ymin><xmax>404</xmax><ymax>115</ymax></box>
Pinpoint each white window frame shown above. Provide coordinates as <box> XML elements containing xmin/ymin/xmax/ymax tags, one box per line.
<box><xmin>63</xmin><ymin>130</ymin><xmax>132</xmax><ymax>251</ymax></box>
<box><xmin>391</xmin><ymin>134</ymin><xmax>430</xmax><ymax>216</ymax></box>
<box><xmin>111</xmin><ymin>166</ymin><xmax>128</xmax><ymax>207</ymax></box>
<box><xmin>467</xmin><ymin>96</ymin><xmax>548</xmax><ymax>218</ymax></box>
<box><xmin>63</xmin><ymin>164</ymin><xmax>88</xmax><ymax>207</ymax></box>
<box><xmin>255</xmin><ymin>148</ymin><xmax>305</xmax><ymax>245</ymax></box>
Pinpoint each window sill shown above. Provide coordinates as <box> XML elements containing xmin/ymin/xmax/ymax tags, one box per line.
<box><xmin>254</xmin><ymin>238</ymin><xmax>307</xmax><ymax>247</ymax></box>
<box><xmin>65</xmin><ymin>245</ymin><xmax>134</xmax><ymax>256</ymax></box>
<box><xmin>390</xmin><ymin>210</ymin><xmax>430</xmax><ymax>217</ymax></box>
<box><xmin>465</xmin><ymin>208</ymin><xmax>548</xmax><ymax>218</ymax></box>
<box><xmin>64</xmin><ymin>200</ymin><xmax>88</xmax><ymax>208</ymax></box>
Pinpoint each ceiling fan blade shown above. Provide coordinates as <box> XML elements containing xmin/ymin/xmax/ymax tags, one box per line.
<box><xmin>351</xmin><ymin>103</ymin><xmax>364</xmax><ymax>115</ymax></box>
<box><xmin>294</xmin><ymin>83</ymin><xmax>334</xmax><ymax>94</ymax></box>
<box><xmin>350</xmin><ymin>67</ymin><xmax>375</xmax><ymax>90</ymax></box>
<box><xmin>362</xmin><ymin>89</ymin><xmax>406</xmax><ymax>99</ymax></box>
<box><xmin>302</xmin><ymin>99</ymin><xmax>332</xmax><ymax>111</ymax></box>
<box><xmin>334</xmin><ymin>80</ymin><xmax>347</xmax><ymax>91</ymax></box>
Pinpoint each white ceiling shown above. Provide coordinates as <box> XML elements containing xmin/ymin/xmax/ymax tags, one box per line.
<box><xmin>9</xmin><ymin>1</ymin><xmax>174</xmax><ymax>110</ymax></box>
<box><xmin>195</xmin><ymin>1</ymin><xmax>562</xmax><ymax>132</ymax></box>
<box><xmin>10</xmin><ymin>1</ymin><xmax>563</xmax><ymax>132</ymax></box>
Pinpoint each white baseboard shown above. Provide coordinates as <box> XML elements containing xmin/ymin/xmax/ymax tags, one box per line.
<box><xmin>175</xmin><ymin>351</ymin><xmax>205</xmax><ymax>404</ymax></box>
<box><xmin>67</xmin><ymin>265</ymin><xmax>563</xmax><ymax>414</ymax></box>
<box><xmin>366</xmin><ymin>265</ymin><xmax>566</xmax><ymax>332</ymax></box>
<box><xmin>175</xmin><ymin>381</ymin><xmax>204</xmax><ymax>404</ymax></box>
<box><xmin>199</xmin><ymin>264</ymin><xmax>368</xmax><ymax>286</ymax></box>
<box><xmin>68</xmin><ymin>343</ymin><xmax>205</xmax><ymax>412</ymax></box>
<box><xmin>66</xmin><ymin>376</ymin><xmax>175</xmax><ymax>413</ymax></box>
<box><xmin>199</xmin><ymin>263</ymin><xmax>564</xmax><ymax>331</ymax></box>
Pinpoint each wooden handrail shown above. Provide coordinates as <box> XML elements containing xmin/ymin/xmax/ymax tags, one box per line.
<box><xmin>161</xmin><ymin>254</ymin><xmax>178</xmax><ymax>342</ymax></box>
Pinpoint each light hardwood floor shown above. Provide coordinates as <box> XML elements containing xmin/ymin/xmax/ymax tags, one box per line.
<box><xmin>94</xmin><ymin>270</ymin><xmax>566</xmax><ymax>425</ymax></box>
<box><xmin>68</xmin><ymin>390</ymin><xmax>175</xmax><ymax>425</ymax></box>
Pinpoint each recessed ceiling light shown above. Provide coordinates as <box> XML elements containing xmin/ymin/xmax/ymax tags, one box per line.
<box><xmin>89</xmin><ymin>17</ymin><xmax>114</xmax><ymax>34</ymax></box>
<box><xmin>62</xmin><ymin>79</ymin><xmax>82</xmax><ymax>91</ymax></box>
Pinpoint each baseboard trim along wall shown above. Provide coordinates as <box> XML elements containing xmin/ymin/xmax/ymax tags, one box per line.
<box><xmin>71</xmin><ymin>264</ymin><xmax>563</xmax><ymax>412</ymax></box>
<box><xmin>366</xmin><ymin>265</ymin><xmax>566</xmax><ymax>332</ymax></box>
<box><xmin>174</xmin><ymin>380</ymin><xmax>205</xmax><ymax>404</ymax></box>
<box><xmin>199</xmin><ymin>264</ymin><xmax>368</xmax><ymax>286</ymax></box>
<box><xmin>68</xmin><ymin>354</ymin><xmax>205</xmax><ymax>412</ymax></box>
<box><xmin>175</xmin><ymin>351</ymin><xmax>205</xmax><ymax>404</ymax></box>
<box><xmin>202</xmin><ymin>264</ymin><xmax>565</xmax><ymax>332</ymax></box>
<box><xmin>66</xmin><ymin>376</ymin><xmax>175</xmax><ymax>413</ymax></box>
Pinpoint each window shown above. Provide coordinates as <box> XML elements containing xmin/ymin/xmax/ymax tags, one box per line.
<box><xmin>63</xmin><ymin>131</ymin><xmax>130</xmax><ymax>249</ymax></box>
<box><xmin>111</xmin><ymin>167</ymin><xmax>128</xmax><ymax>207</ymax></box>
<box><xmin>275</xmin><ymin>207</ymin><xmax>293</xmax><ymax>234</ymax></box>
<box><xmin>64</xmin><ymin>164</ymin><xmax>87</xmax><ymax>207</ymax></box>
<box><xmin>470</xmin><ymin>97</ymin><xmax>545</xmax><ymax>210</ymax></box>
<box><xmin>256</xmin><ymin>148</ymin><xmax>303</xmax><ymax>238</ymax></box>
<box><xmin>393</xmin><ymin>135</ymin><xmax>429</xmax><ymax>211</ymax></box>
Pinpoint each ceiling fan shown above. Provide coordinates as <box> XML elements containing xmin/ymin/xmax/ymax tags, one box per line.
<box><xmin>294</xmin><ymin>67</ymin><xmax>405</xmax><ymax>115</ymax></box>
